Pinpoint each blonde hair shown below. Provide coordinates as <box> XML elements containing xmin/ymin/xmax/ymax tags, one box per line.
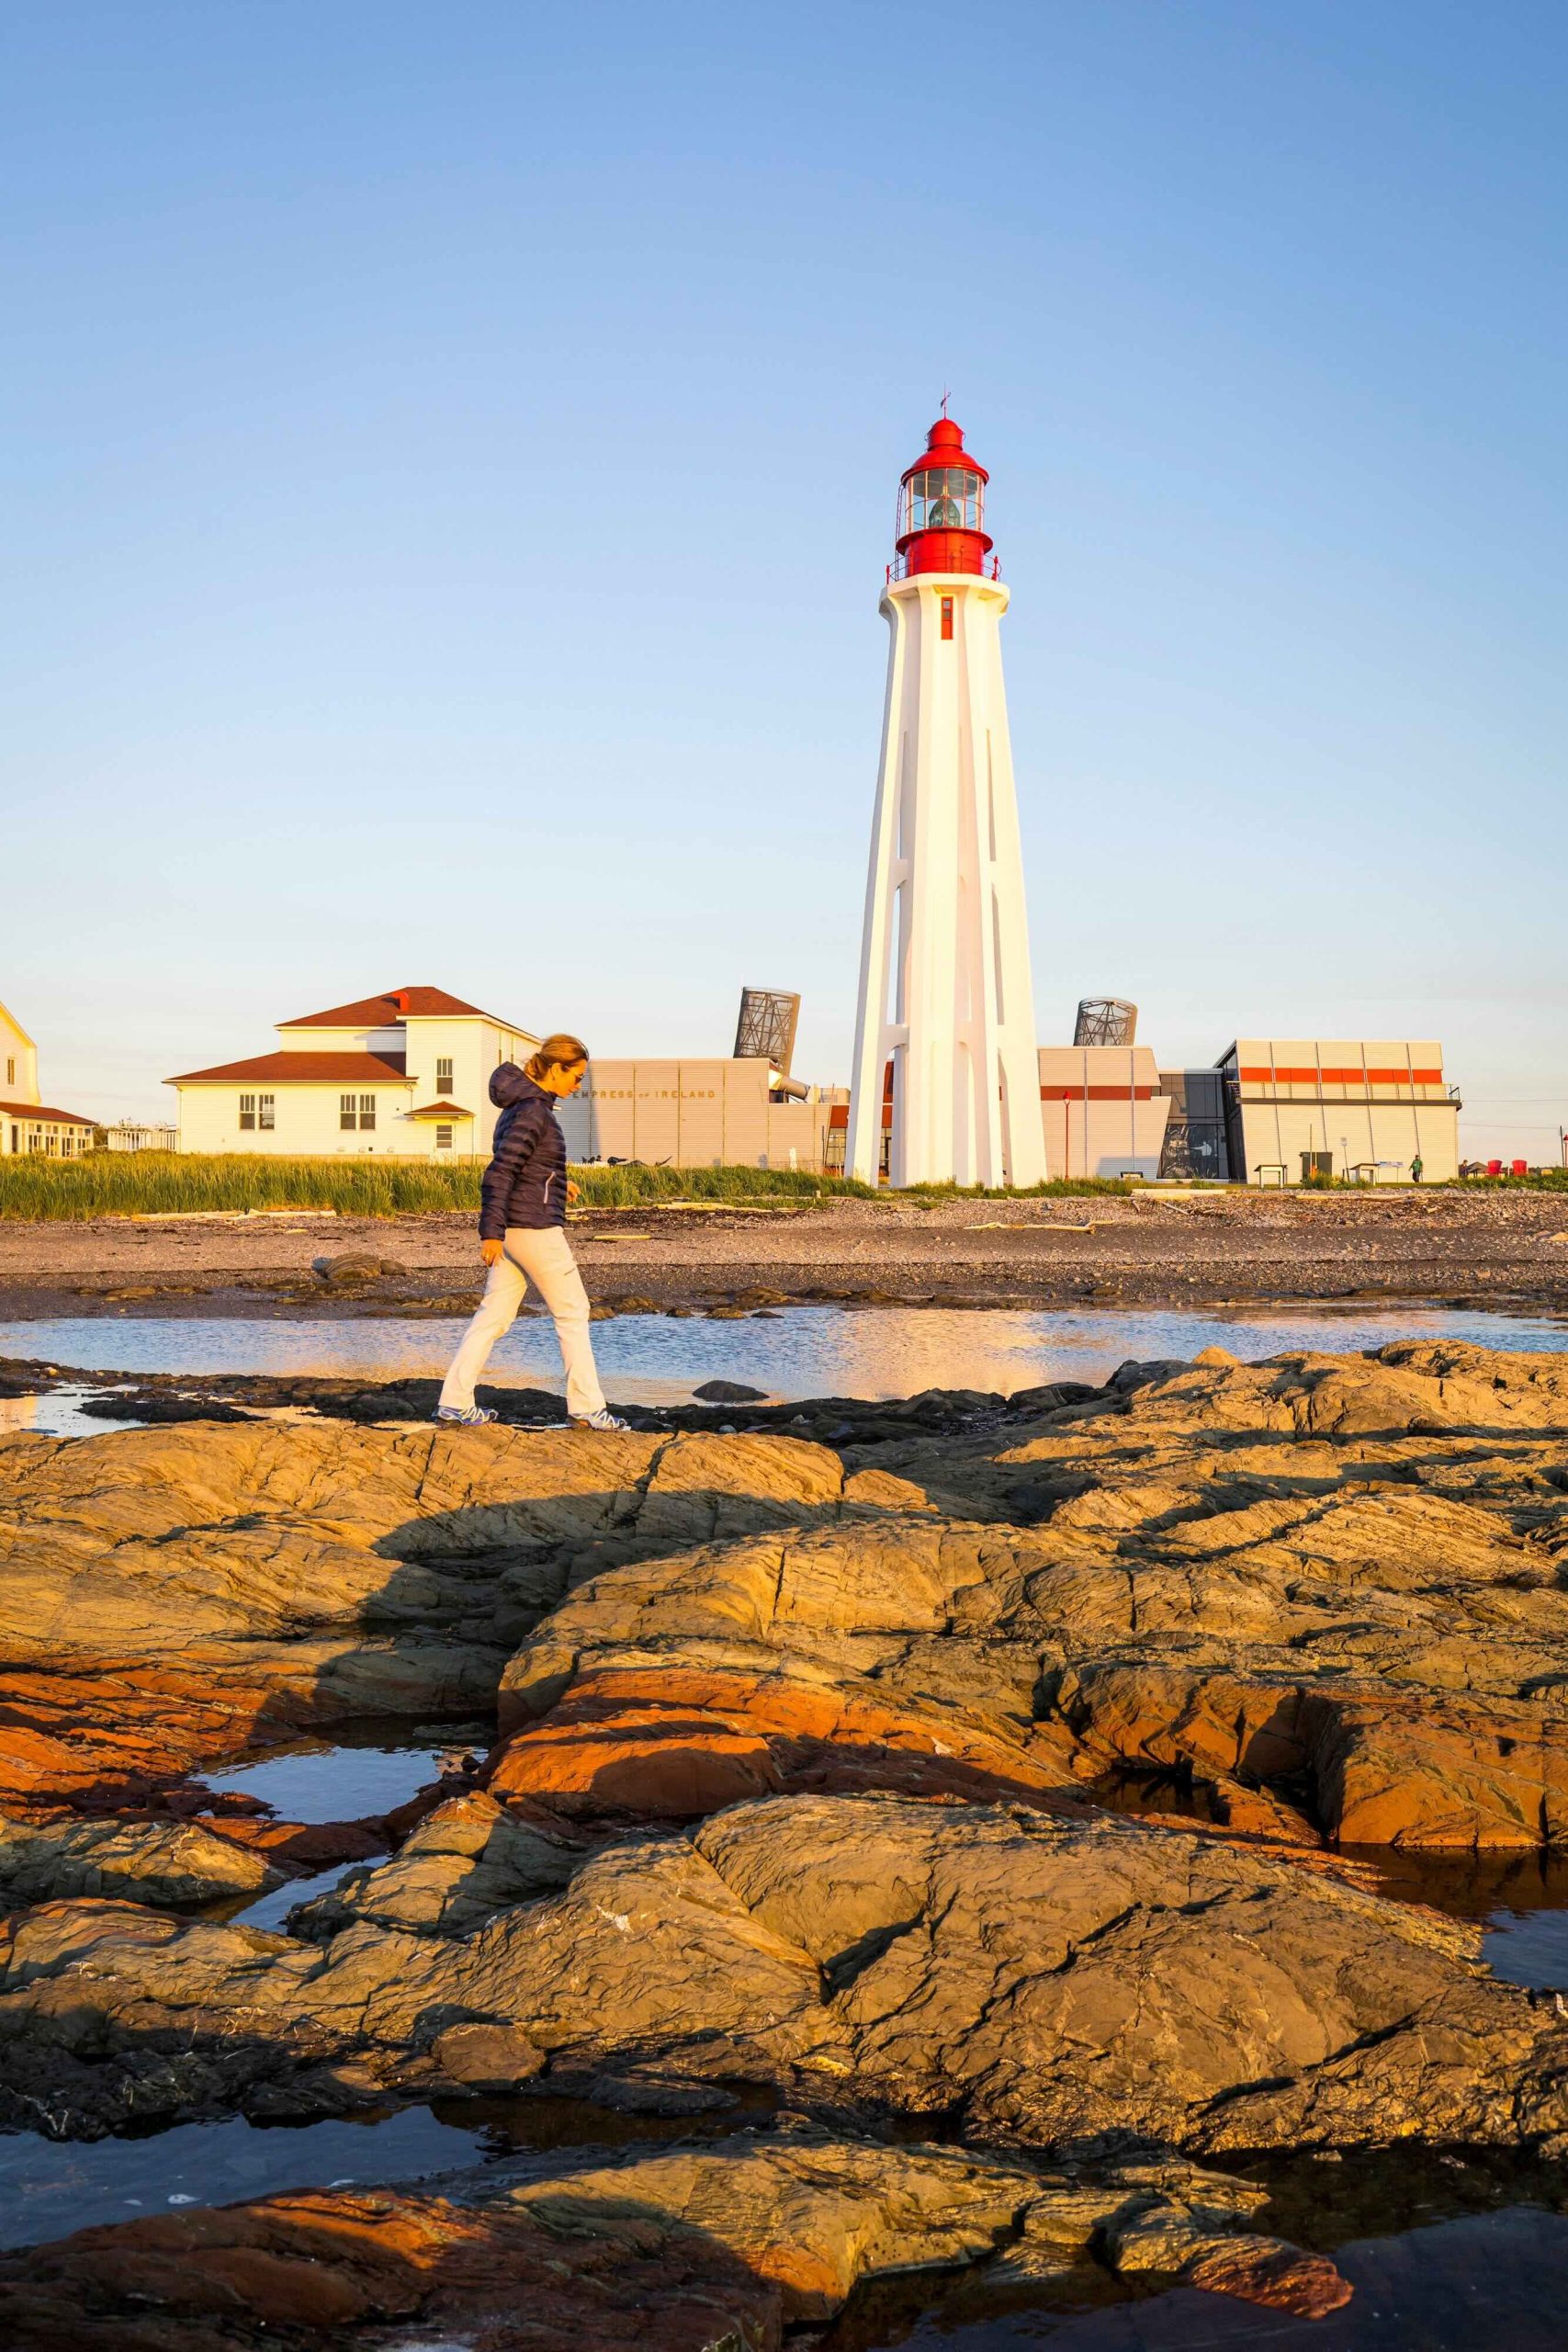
<box><xmin>525</xmin><ymin>1032</ymin><xmax>589</xmax><ymax>1081</ymax></box>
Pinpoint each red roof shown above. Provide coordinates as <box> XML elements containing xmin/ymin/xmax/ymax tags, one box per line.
<box><xmin>280</xmin><ymin>986</ymin><xmax>530</xmax><ymax>1031</ymax></box>
<box><xmin>167</xmin><ymin>1053</ymin><xmax>409</xmax><ymax>1085</ymax></box>
<box><xmin>899</xmin><ymin>414</ymin><xmax>990</xmax><ymax>488</ymax></box>
<box><xmin>0</xmin><ymin>1098</ymin><xmax>94</xmax><ymax>1125</ymax></box>
<box><xmin>408</xmin><ymin>1099</ymin><xmax>474</xmax><ymax>1119</ymax></box>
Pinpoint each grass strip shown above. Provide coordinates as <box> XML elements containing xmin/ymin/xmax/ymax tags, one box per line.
<box><xmin>0</xmin><ymin>1156</ymin><xmax>1141</xmax><ymax>1221</ymax></box>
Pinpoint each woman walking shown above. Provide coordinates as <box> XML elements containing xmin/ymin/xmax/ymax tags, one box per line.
<box><xmin>436</xmin><ymin>1034</ymin><xmax>626</xmax><ymax>1431</ymax></box>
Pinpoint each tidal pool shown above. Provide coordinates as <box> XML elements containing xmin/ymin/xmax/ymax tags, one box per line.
<box><xmin>833</xmin><ymin>2202</ymin><xmax>1568</xmax><ymax>2348</ymax></box>
<box><xmin>0</xmin><ymin>2106</ymin><xmax>483</xmax><ymax>2250</ymax></box>
<box><xmin>4</xmin><ymin>1299</ymin><xmax>1567</xmax><ymax>1430</ymax></box>
<box><xmin>200</xmin><ymin>1735</ymin><xmax>449</xmax><ymax>1825</ymax></box>
<box><xmin>0</xmin><ymin>2089</ymin><xmax>776</xmax><ymax>2251</ymax></box>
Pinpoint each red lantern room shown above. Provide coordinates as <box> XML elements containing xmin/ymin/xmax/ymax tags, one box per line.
<box><xmin>893</xmin><ymin>414</ymin><xmax>995</xmax><ymax>580</ymax></box>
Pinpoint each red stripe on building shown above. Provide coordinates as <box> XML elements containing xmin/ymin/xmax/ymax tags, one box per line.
<box><xmin>1237</xmin><ymin>1066</ymin><xmax>1442</xmax><ymax>1087</ymax></box>
<box><xmin>1039</xmin><ymin>1085</ymin><xmax>1156</xmax><ymax>1102</ymax></box>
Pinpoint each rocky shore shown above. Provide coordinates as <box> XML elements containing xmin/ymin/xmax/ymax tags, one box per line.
<box><xmin>3</xmin><ymin>1339</ymin><xmax>1568</xmax><ymax>2344</ymax></box>
<box><xmin>3</xmin><ymin>1182</ymin><xmax>1568</xmax><ymax>1318</ymax></box>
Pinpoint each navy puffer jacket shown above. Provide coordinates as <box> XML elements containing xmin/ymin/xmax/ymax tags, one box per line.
<box><xmin>479</xmin><ymin>1066</ymin><xmax>569</xmax><ymax>1238</ymax></box>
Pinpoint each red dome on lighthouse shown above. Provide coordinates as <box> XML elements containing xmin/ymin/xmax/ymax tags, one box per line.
<box><xmin>894</xmin><ymin>413</ymin><xmax>995</xmax><ymax>578</ymax></box>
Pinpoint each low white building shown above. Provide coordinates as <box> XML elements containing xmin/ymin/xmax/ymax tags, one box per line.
<box><xmin>1217</xmin><ymin>1038</ymin><xmax>1460</xmax><ymax>1184</ymax></box>
<box><xmin>1037</xmin><ymin>1045</ymin><xmax>1173</xmax><ymax>1180</ymax></box>
<box><xmin>105</xmin><ymin>1123</ymin><xmax>178</xmax><ymax>1152</ymax></box>
<box><xmin>169</xmin><ymin>987</ymin><xmax>539</xmax><ymax>1158</ymax></box>
<box><xmin>0</xmin><ymin>994</ymin><xmax>95</xmax><ymax>1158</ymax></box>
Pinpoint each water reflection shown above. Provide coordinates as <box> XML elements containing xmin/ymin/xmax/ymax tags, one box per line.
<box><xmin>0</xmin><ymin>2086</ymin><xmax>778</xmax><ymax>2252</ymax></box>
<box><xmin>1</xmin><ymin>1383</ymin><xmax>142</xmax><ymax>1439</ymax></box>
<box><xmin>838</xmin><ymin>2207</ymin><xmax>1568</xmax><ymax>2349</ymax></box>
<box><xmin>201</xmin><ymin>1737</ymin><xmax>447</xmax><ymax>1825</ymax></box>
<box><xmin>0</xmin><ymin>2105</ymin><xmax>487</xmax><ymax>2250</ymax></box>
<box><xmin>1349</xmin><ymin>1849</ymin><xmax>1568</xmax><ymax>1995</ymax></box>
<box><xmin>4</xmin><ymin>1301</ymin><xmax>1567</xmax><ymax>1419</ymax></box>
<box><xmin>827</xmin><ymin>2148</ymin><xmax>1568</xmax><ymax>2352</ymax></box>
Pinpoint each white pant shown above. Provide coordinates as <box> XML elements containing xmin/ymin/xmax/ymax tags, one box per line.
<box><xmin>439</xmin><ymin>1225</ymin><xmax>606</xmax><ymax>1420</ymax></box>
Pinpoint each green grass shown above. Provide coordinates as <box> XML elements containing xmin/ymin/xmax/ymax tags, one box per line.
<box><xmin>0</xmin><ymin>1153</ymin><xmax>1150</xmax><ymax>1220</ymax></box>
<box><xmin>0</xmin><ymin>1154</ymin><xmax>490</xmax><ymax>1220</ymax></box>
<box><xmin>0</xmin><ymin>1153</ymin><xmax>874</xmax><ymax>1220</ymax></box>
<box><xmin>1455</xmin><ymin>1169</ymin><xmax>1568</xmax><ymax>1189</ymax></box>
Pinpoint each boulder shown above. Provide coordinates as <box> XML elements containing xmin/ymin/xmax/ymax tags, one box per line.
<box><xmin>0</xmin><ymin>1421</ymin><xmax>876</xmax><ymax>1806</ymax></box>
<box><xmin>310</xmin><ymin>1254</ymin><xmax>403</xmax><ymax>1284</ymax></box>
<box><xmin>4</xmin><ymin>1796</ymin><xmax>1562</xmax><ymax>2154</ymax></box>
<box><xmin>0</xmin><ymin>1811</ymin><xmax>279</xmax><ymax>1908</ymax></box>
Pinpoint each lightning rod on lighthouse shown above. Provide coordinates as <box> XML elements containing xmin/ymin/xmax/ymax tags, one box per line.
<box><xmin>846</xmin><ymin>414</ymin><xmax>1046</xmax><ymax>1188</ymax></box>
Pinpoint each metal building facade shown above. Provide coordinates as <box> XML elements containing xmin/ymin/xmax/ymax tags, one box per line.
<box><xmin>558</xmin><ymin>1058</ymin><xmax>830</xmax><ymax>1170</ymax></box>
<box><xmin>1036</xmin><ymin>1046</ymin><xmax>1172</xmax><ymax>1179</ymax></box>
<box><xmin>1218</xmin><ymin>1039</ymin><xmax>1460</xmax><ymax>1183</ymax></box>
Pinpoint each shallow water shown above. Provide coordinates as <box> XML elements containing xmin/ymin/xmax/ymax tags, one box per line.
<box><xmin>4</xmin><ymin>1299</ymin><xmax>1567</xmax><ymax>1428</ymax></box>
<box><xmin>827</xmin><ymin>2144</ymin><xmax>1568</xmax><ymax>2349</ymax></box>
<box><xmin>197</xmin><ymin>1729</ymin><xmax>481</xmax><ymax>1928</ymax></box>
<box><xmin>0</xmin><ymin>1381</ymin><xmax>132</xmax><ymax>1438</ymax></box>
<box><xmin>1345</xmin><ymin>1850</ymin><xmax>1568</xmax><ymax>1994</ymax></box>
<box><xmin>0</xmin><ymin>2087</ymin><xmax>774</xmax><ymax>2251</ymax></box>
<box><xmin>227</xmin><ymin>1857</ymin><xmax>365</xmax><ymax>1931</ymax></box>
<box><xmin>0</xmin><ymin>2105</ymin><xmax>484</xmax><ymax>2250</ymax></box>
<box><xmin>838</xmin><ymin>2206</ymin><xmax>1568</xmax><ymax>2348</ymax></box>
<box><xmin>201</xmin><ymin>1736</ymin><xmax>447</xmax><ymax>1825</ymax></box>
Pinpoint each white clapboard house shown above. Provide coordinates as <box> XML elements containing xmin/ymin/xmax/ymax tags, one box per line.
<box><xmin>169</xmin><ymin>987</ymin><xmax>539</xmax><ymax>1158</ymax></box>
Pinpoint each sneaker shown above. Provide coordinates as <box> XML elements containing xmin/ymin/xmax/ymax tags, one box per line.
<box><xmin>436</xmin><ymin>1405</ymin><xmax>497</xmax><ymax>1426</ymax></box>
<box><xmin>570</xmin><ymin>1408</ymin><xmax>631</xmax><ymax>1432</ymax></box>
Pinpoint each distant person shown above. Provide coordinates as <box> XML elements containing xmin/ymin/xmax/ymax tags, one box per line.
<box><xmin>1410</xmin><ymin>1153</ymin><xmax>1424</xmax><ymax>1183</ymax></box>
<box><xmin>436</xmin><ymin>1035</ymin><xmax>627</xmax><ymax>1431</ymax></box>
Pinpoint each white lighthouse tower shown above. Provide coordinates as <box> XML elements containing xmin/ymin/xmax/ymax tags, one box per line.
<box><xmin>846</xmin><ymin>414</ymin><xmax>1046</xmax><ymax>1188</ymax></box>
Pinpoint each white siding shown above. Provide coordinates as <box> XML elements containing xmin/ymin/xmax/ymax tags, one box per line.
<box><xmin>175</xmin><ymin>1084</ymin><xmax>422</xmax><ymax>1156</ymax></box>
<box><xmin>0</xmin><ymin>1003</ymin><xmax>39</xmax><ymax>1105</ymax></box>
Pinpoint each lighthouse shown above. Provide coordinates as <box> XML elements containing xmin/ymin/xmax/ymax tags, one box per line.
<box><xmin>846</xmin><ymin>415</ymin><xmax>1046</xmax><ymax>1188</ymax></box>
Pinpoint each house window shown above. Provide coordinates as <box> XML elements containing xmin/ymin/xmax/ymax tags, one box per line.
<box><xmin>941</xmin><ymin>595</ymin><xmax>953</xmax><ymax>640</ymax></box>
<box><xmin>340</xmin><ymin>1094</ymin><xmax>357</xmax><ymax>1131</ymax></box>
<box><xmin>436</xmin><ymin>1057</ymin><xmax>454</xmax><ymax>1092</ymax></box>
<box><xmin>239</xmin><ymin>1093</ymin><xmax>257</xmax><ymax>1131</ymax></box>
<box><xmin>258</xmin><ymin>1094</ymin><xmax>275</xmax><ymax>1131</ymax></box>
<box><xmin>8</xmin><ymin>1126</ymin><xmax>17</xmax><ymax>1153</ymax></box>
<box><xmin>5</xmin><ymin>1058</ymin><xmax>13</xmax><ymax>1086</ymax></box>
<box><xmin>358</xmin><ymin>1094</ymin><xmax>376</xmax><ymax>1131</ymax></box>
<box><xmin>435</xmin><ymin>1123</ymin><xmax>454</xmax><ymax>1150</ymax></box>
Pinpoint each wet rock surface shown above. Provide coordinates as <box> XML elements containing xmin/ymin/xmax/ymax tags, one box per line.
<box><xmin>0</xmin><ymin>2126</ymin><xmax>1359</xmax><ymax>2348</ymax></box>
<box><xmin>5</xmin><ymin>1340</ymin><xmax>1568</xmax><ymax>2340</ymax></box>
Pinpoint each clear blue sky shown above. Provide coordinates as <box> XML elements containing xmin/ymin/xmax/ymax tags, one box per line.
<box><xmin>5</xmin><ymin>1</ymin><xmax>1564</xmax><ymax>1158</ymax></box>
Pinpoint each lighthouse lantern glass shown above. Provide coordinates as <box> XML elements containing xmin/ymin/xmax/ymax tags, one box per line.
<box><xmin>902</xmin><ymin>468</ymin><xmax>983</xmax><ymax>536</ymax></box>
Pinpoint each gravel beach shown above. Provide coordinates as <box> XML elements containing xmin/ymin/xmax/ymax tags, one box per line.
<box><xmin>1</xmin><ymin>1185</ymin><xmax>1565</xmax><ymax>1317</ymax></box>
